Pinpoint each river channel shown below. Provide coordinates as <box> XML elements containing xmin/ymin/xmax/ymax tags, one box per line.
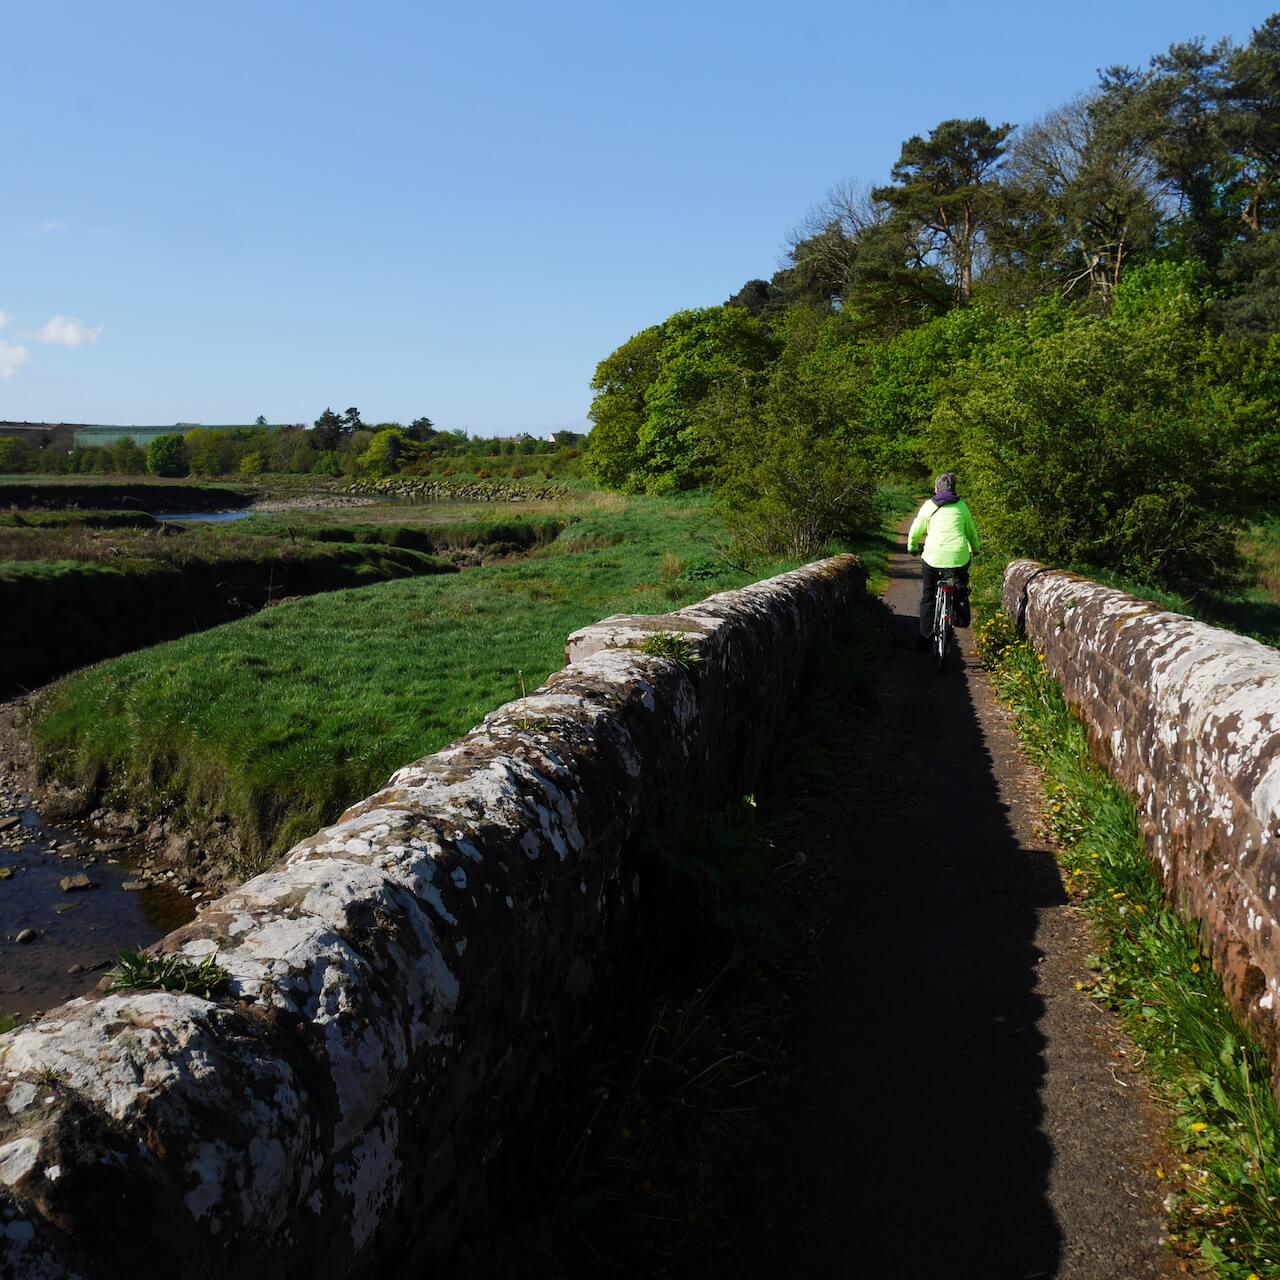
<box><xmin>0</xmin><ymin>787</ymin><xmax>197</xmax><ymax>1020</ymax></box>
<box><xmin>2</xmin><ymin>490</ymin><xmax>407</xmax><ymax>1024</ymax></box>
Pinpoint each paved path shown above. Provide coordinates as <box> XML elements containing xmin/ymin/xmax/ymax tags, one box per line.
<box><xmin>734</xmin><ymin>544</ymin><xmax>1178</xmax><ymax>1278</ymax></box>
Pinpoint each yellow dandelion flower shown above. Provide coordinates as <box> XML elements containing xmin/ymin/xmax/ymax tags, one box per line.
<box><xmin>1191</xmin><ymin>1122</ymin><xmax>1208</xmax><ymax>1133</ymax></box>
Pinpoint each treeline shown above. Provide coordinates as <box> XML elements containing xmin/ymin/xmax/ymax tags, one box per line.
<box><xmin>586</xmin><ymin>16</ymin><xmax>1280</xmax><ymax>591</ymax></box>
<box><xmin>0</xmin><ymin>407</ymin><xmax>586</xmax><ymax>483</ymax></box>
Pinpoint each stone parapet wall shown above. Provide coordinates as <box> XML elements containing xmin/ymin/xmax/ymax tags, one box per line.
<box><xmin>1004</xmin><ymin>561</ymin><xmax>1280</xmax><ymax>1065</ymax></box>
<box><xmin>0</xmin><ymin>555</ymin><xmax>865</xmax><ymax>1279</ymax></box>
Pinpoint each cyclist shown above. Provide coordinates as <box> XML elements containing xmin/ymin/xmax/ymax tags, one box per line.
<box><xmin>906</xmin><ymin>472</ymin><xmax>980</xmax><ymax>651</ymax></box>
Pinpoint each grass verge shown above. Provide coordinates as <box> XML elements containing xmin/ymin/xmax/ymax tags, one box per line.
<box><xmin>977</xmin><ymin>609</ymin><xmax>1280</xmax><ymax>1278</ymax></box>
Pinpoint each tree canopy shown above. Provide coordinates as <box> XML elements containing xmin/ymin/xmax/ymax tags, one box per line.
<box><xmin>584</xmin><ymin>11</ymin><xmax>1280</xmax><ymax>585</ymax></box>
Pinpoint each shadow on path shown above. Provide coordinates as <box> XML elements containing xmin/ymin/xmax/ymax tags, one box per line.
<box><xmin>738</xmin><ymin>549</ymin><xmax>1068</xmax><ymax>1278</ymax></box>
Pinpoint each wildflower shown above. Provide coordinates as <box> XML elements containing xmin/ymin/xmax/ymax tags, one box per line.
<box><xmin>1191</xmin><ymin>963</ymin><xmax>1201</xmax><ymax>974</ymax></box>
<box><xmin>1191</xmin><ymin>1122</ymin><xmax>1208</xmax><ymax>1133</ymax></box>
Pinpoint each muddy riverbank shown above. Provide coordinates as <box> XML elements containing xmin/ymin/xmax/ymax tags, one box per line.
<box><xmin>0</xmin><ymin>697</ymin><xmax>206</xmax><ymax>1024</ymax></box>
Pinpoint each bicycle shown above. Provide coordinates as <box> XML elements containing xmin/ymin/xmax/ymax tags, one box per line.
<box><xmin>931</xmin><ymin>569</ymin><xmax>961</xmax><ymax>673</ymax></box>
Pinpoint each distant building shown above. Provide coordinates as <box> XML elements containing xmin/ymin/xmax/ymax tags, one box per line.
<box><xmin>72</xmin><ymin>423</ymin><xmax>287</xmax><ymax>449</ymax></box>
<box><xmin>0</xmin><ymin>421</ymin><xmax>93</xmax><ymax>451</ymax></box>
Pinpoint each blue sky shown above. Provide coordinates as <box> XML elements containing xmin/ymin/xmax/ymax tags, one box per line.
<box><xmin>3</xmin><ymin>1</ymin><xmax>1274</xmax><ymax>435</ymax></box>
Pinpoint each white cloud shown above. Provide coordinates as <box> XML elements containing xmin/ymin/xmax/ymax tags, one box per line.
<box><xmin>39</xmin><ymin>221</ymin><xmax>67</xmax><ymax>234</ymax></box>
<box><xmin>0</xmin><ymin>341</ymin><xmax>31</xmax><ymax>379</ymax></box>
<box><xmin>38</xmin><ymin>315</ymin><xmax>102</xmax><ymax>346</ymax></box>
<box><xmin>0</xmin><ymin>311</ymin><xmax>8</xmax><ymax>330</ymax></box>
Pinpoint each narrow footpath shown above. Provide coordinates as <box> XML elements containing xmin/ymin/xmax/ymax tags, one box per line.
<box><xmin>735</xmin><ymin>543</ymin><xmax>1179</xmax><ymax>1278</ymax></box>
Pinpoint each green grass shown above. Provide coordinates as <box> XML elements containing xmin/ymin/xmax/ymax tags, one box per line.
<box><xmin>2</xmin><ymin>504</ymin><xmax>589</xmax><ymax>689</ymax></box>
<box><xmin>33</xmin><ymin>494</ymin><xmax>794</xmax><ymax>873</ymax></box>
<box><xmin>635</xmin><ymin>632</ymin><xmax>700</xmax><ymax>669</ymax></box>
<box><xmin>107</xmin><ymin>949</ymin><xmax>231</xmax><ymax>999</ymax></box>
<box><xmin>978</xmin><ymin>611</ymin><xmax>1280</xmax><ymax>1278</ymax></box>
<box><xmin>0</xmin><ymin>509</ymin><xmax>158</xmax><ymax>530</ymax></box>
<box><xmin>265</xmin><ymin>516</ymin><xmax>569</xmax><ymax>556</ymax></box>
<box><xmin>0</xmin><ymin>522</ymin><xmax>456</xmax><ymax>571</ymax></box>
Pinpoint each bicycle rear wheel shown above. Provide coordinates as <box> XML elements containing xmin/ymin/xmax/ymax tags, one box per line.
<box><xmin>934</xmin><ymin>588</ymin><xmax>953</xmax><ymax>673</ymax></box>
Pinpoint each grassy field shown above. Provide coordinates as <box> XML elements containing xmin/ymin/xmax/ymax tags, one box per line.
<box><xmin>31</xmin><ymin>494</ymin><xmax>815</xmax><ymax>874</ymax></box>
<box><xmin>1</xmin><ymin>492</ymin><xmax>602</xmax><ymax>689</ymax></box>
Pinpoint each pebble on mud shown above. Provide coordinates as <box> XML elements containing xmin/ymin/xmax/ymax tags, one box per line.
<box><xmin>121</xmin><ymin>881</ymin><xmax>146</xmax><ymax>892</ymax></box>
<box><xmin>59</xmin><ymin>874</ymin><xmax>94</xmax><ymax>893</ymax></box>
<box><xmin>0</xmin><ymin>815</ymin><xmax>19</xmax><ymax>832</ymax></box>
<box><xmin>16</xmin><ymin>929</ymin><xmax>36</xmax><ymax>943</ymax></box>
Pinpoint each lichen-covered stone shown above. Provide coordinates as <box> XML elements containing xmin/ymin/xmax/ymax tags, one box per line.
<box><xmin>1004</xmin><ymin>561</ymin><xmax>1280</xmax><ymax>1073</ymax></box>
<box><xmin>0</xmin><ymin>554</ymin><xmax>865</xmax><ymax>1278</ymax></box>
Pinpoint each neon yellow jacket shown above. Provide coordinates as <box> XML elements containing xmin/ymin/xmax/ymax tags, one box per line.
<box><xmin>907</xmin><ymin>498</ymin><xmax>980</xmax><ymax>568</ymax></box>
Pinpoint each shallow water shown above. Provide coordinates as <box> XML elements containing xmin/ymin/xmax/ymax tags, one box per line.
<box><xmin>161</xmin><ymin>510</ymin><xmax>252</xmax><ymax>523</ymax></box>
<box><xmin>0</xmin><ymin>804</ymin><xmax>196</xmax><ymax>1021</ymax></box>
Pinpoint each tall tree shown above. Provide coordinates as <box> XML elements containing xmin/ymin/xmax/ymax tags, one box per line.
<box><xmin>1219</xmin><ymin>15</ymin><xmax>1280</xmax><ymax>235</ymax></box>
<box><xmin>311</xmin><ymin>407</ymin><xmax>348</xmax><ymax>451</ymax></box>
<box><xmin>723</xmin><ymin>278</ymin><xmax>787</xmax><ymax>319</ymax></box>
<box><xmin>872</xmin><ymin>118</ymin><xmax>1014</xmax><ymax>304</ymax></box>
<box><xmin>585</xmin><ymin>325</ymin><xmax>666</xmax><ymax>490</ymax></box>
<box><xmin>1094</xmin><ymin>39</ymin><xmax>1234</xmax><ymax>268</ymax></box>
<box><xmin>998</xmin><ymin>95</ymin><xmax>1163</xmax><ymax>305</ymax></box>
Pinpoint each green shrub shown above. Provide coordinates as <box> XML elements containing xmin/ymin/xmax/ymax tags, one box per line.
<box><xmin>145</xmin><ymin>434</ymin><xmax>188</xmax><ymax>478</ymax></box>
